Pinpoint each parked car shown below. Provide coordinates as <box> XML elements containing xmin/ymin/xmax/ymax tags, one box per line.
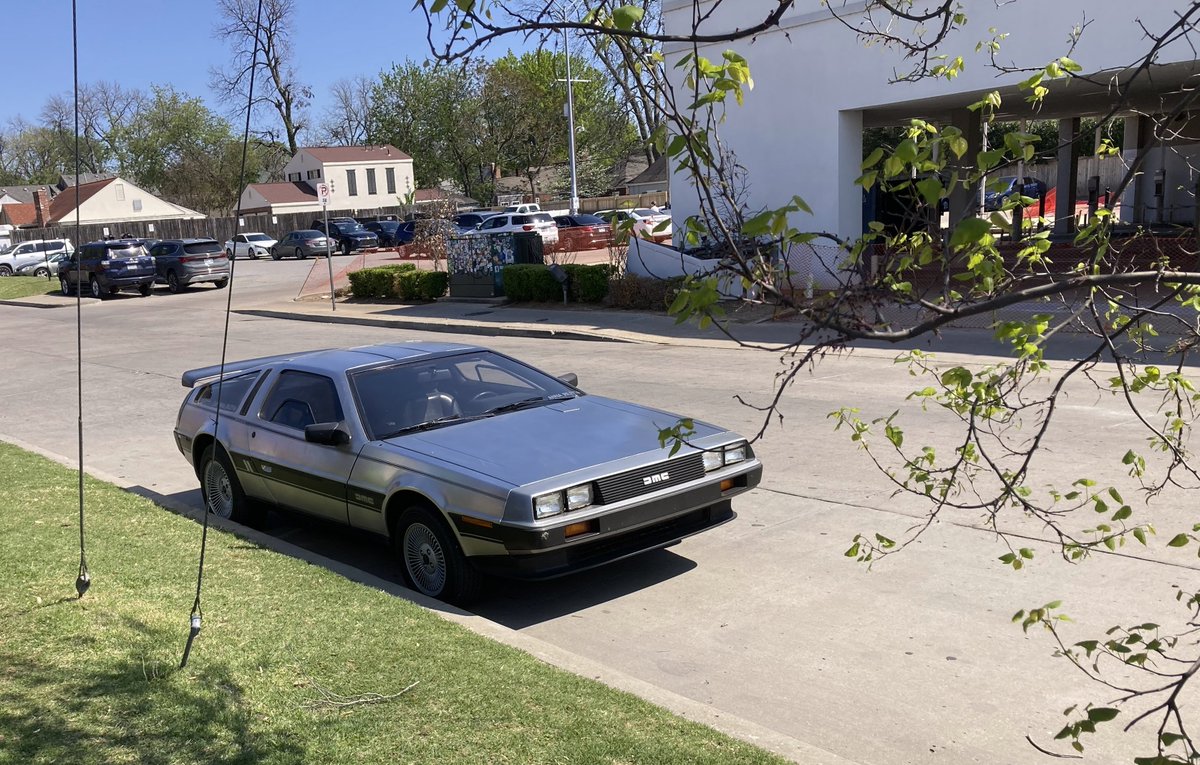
<box><xmin>596</xmin><ymin>208</ymin><xmax>673</xmax><ymax>241</ymax></box>
<box><xmin>983</xmin><ymin>176</ymin><xmax>1049</xmax><ymax>211</ymax></box>
<box><xmin>453</xmin><ymin>212</ymin><xmax>498</xmax><ymax>231</ymax></box>
<box><xmin>224</xmin><ymin>232</ymin><xmax>277</xmax><ymax>260</ymax></box>
<box><xmin>59</xmin><ymin>239</ymin><xmax>156</xmax><ymax>299</ymax></box>
<box><xmin>174</xmin><ymin>342</ymin><xmax>762</xmax><ymax>604</ymax></box>
<box><xmin>475</xmin><ymin>212</ymin><xmax>559</xmax><ymax>245</ymax></box>
<box><xmin>553</xmin><ymin>214</ymin><xmax>614</xmax><ymax>250</ymax></box>
<box><xmin>271</xmin><ymin>230</ymin><xmax>333</xmax><ymax>259</ymax></box>
<box><xmin>363</xmin><ymin>220</ymin><xmax>415</xmax><ymax>247</ymax></box>
<box><xmin>0</xmin><ymin>238</ymin><xmax>75</xmax><ymax>276</ymax></box>
<box><xmin>311</xmin><ymin>218</ymin><xmax>379</xmax><ymax>255</ymax></box>
<box><xmin>149</xmin><ymin>239</ymin><xmax>230</xmax><ymax>293</ymax></box>
<box><xmin>502</xmin><ymin>203</ymin><xmax>542</xmax><ymax>214</ymax></box>
<box><xmin>15</xmin><ymin>251</ymin><xmax>70</xmax><ymax>277</ymax></box>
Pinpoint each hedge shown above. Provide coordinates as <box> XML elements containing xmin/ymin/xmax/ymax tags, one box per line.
<box><xmin>500</xmin><ymin>263</ymin><xmax>612</xmax><ymax>303</ymax></box>
<box><xmin>347</xmin><ymin>264</ymin><xmax>417</xmax><ymax>298</ymax></box>
<box><xmin>395</xmin><ymin>270</ymin><xmax>449</xmax><ymax>301</ymax></box>
<box><xmin>605</xmin><ymin>274</ymin><xmax>686</xmax><ymax>311</ymax></box>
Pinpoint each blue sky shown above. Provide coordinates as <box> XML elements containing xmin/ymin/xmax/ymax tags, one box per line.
<box><xmin>3</xmin><ymin>1</ymin><xmax>535</xmax><ymax>131</ymax></box>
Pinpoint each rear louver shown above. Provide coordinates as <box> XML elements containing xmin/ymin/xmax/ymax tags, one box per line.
<box><xmin>594</xmin><ymin>453</ymin><xmax>706</xmax><ymax>504</ymax></box>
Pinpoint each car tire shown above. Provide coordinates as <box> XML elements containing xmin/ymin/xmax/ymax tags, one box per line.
<box><xmin>109</xmin><ymin>285</ymin><xmax>121</xmax><ymax>295</ymax></box>
<box><xmin>166</xmin><ymin>270</ymin><xmax>183</xmax><ymax>294</ymax></box>
<box><xmin>226</xmin><ymin>249</ymin><xmax>235</xmax><ymax>260</ymax></box>
<box><xmin>199</xmin><ymin>444</ymin><xmax>263</xmax><ymax>526</ymax></box>
<box><xmin>60</xmin><ymin>277</ymin><xmax>73</xmax><ymax>296</ymax></box>
<box><xmin>138</xmin><ymin>283</ymin><xmax>152</xmax><ymax>297</ymax></box>
<box><xmin>34</xmin><ymin>267</ymin><xmax>49</xmax><ymax>278</ymax></box>
<box><xmin>89</xmin><ymin>277</ymin><xmax>107</xmax><ymax>300</ymax></box>
<box><xmin>214</xmin><ymin>278</ymin><xmax>228</xmax><ymax>289</ymax></box>
<box><xmin>295</xmin><ymin>248</ymin><xmax>305</xmax><ymax>260</ymax></box>
<box><xmin>341</xmin><ymin>240</ymin><xmax>353</xmax><ymax>257</ymax></box>
<box><xmin>271</xmin><ymin>250</ymin><xmax>281</xmax><ymax>261</ymax></box>
<box><xmin>394</xmin><ymin>506</ymin><xmax>484</xmax><ymax>605</ymax></box>
<box><xmin>0</xmin><ymin>264</ymin><xmax>11</xmax><ymax>276</ymax></box>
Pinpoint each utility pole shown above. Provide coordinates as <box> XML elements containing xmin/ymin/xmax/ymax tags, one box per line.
<box><xmin>563</xmin><ymin>25</ymin><xmax>580</xmax><ymax>215</ymax></box>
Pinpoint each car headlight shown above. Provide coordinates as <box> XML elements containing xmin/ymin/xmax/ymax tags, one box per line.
<box><xmin>566</xmin><ymin>483</ymin><xmax>593</xmax><ymax>511</ymax></box>
<box><xmin>702</xmin><ymin>450</ymin><xmax>724</xmax><ymax>472</ymax></box>
<box><xmin>724</xmin><ymin>443</ymin><xmax>748</xmax><ymax>465</ymax></box>
<box><xmin>534</xmin><ymin>492</ymin><xmax>564</xmax><ymax>519</ymax></box>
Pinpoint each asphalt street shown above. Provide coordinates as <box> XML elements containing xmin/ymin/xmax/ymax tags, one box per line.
<box><xmin>1</xmin><ymin>257</ymin><xmax>1195</xmax><ymax>763</ymax></box>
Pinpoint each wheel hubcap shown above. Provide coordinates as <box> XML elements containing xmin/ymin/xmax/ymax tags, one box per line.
<box><xmin>90</xmin><ymin>281</ymin><xmax>101</xmax><ymax>298</ymax></box>
<box><xmin>203</xmin><ymin>459</ymin><xmax>234</xmax><ymax>519</ymax></box>
<box><xmin>403</xmin><ymin>523</ymin><xmax>446</xmax><ymax>596</ymax></box>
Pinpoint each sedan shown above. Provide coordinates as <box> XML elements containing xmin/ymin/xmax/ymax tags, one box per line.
<box><xmin>174</xmin><ymin>342</ymin><xmax>762</xmax><ymax>604</ymax></box>
<box><xmin>271</xmin><ymin>230</ymin><xmax>333</xmax><ymax>259</ymax></box>
<box><xmin>15</xmin><ymin>251</ymin><xmax>70</xmax><ymax>277</ymax></box>
<box><xmin>553</xmin><ymin>214</ymin><xmax>614</xmax><ymax>250</ymax></box>
<box><xmin>224</xmin><ymin>232</ymin><xmax>278</xmax><ymax>260</ymax></box>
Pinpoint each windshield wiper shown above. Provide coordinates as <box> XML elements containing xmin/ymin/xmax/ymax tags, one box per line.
<box><xmin>484</xmin><ymin>395</ymin><xmax>572</xmax><ymax>416</ymax></box>
<box><xmin>380</xmin><ymin>415</ymin><xmax>473</xmax><ymax>438</ymax></box>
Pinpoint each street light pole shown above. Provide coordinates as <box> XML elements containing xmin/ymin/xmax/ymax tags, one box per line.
<box><xmin>563</xmin><ymin>25</ymin><xmax>580</xmax><ymax>215</ymax></box>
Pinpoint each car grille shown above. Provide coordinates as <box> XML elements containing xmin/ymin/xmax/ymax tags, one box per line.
<box><xmin>593</xmin><ymin>453</ymin><xmax>706</xmax><ymax>504</ymax></box>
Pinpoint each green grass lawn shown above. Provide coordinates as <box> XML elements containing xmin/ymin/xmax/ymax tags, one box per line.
<box><xmin>0</xmin><ymin>442</ymin><xmax>785</xmax><ymax>765</ymax></box>
<box><xmin>0</xmin><ymin>276</ymin><xmax>58</xmax><ymax>300</ymax></box>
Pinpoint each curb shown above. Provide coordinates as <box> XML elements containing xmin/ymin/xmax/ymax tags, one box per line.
<box><xmin>0</xmin><ymin>431</ymin><xmax>858</xmax><ymax>765</ymax></box>
<box><xmin>235</xmin><ymin>308</ymin><xmax>642</xmax><ymax>344</ymax></box>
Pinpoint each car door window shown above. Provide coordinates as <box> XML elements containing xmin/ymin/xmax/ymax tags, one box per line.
<box><xmin>261</xmin><ymin>371</ymin><xmax>344</xmax><ymax>431</ymax></box>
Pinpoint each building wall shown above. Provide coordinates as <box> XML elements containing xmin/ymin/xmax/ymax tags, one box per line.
<box><xmin>662</xmin><ymin>0</ymin><xmax>1199</xmax><ymax>243</ymax></box>
<box><xmin>282</xmin><ymin>151</ymin><xmax>416</xmax><ymax>212</ymax></box>
<box><xmin>70</xmin><ymin>179</ymin><xmax>203</xmax><ymax>224</ymax></box>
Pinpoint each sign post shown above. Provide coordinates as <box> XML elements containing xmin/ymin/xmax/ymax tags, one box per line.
<box><xmin>318</xmin><ymin>182</ymin><xmax>335</xmax><ymax>312</ymax></box>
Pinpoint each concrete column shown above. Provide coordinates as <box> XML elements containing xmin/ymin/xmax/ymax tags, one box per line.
<box><xmin>947</xmin><ymin>108</ymin><xmax>983</xmax><ymax>225</ymax></box>
<box><xmin>1119</xmin><ymin>115</ymin><xmax>1150</xmax><ymax>225</ymax></box>
<box><xmin>1053</xmin><ymin>117</ymin><xmax>1081</xmax><ymax>236</ymax></box>
<box><xmin>837</xmin><ymin>109</ymin><xmax>864</xmax><ymax>243</ymax></box>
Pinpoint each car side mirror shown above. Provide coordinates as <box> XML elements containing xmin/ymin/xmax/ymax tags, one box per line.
<box><xmin>304</xmin><ymin>421</ymin><xmax>350</xmax><ymax>446</ymax></box>
<box><xmin>557</xmin><ymin>372</ymin><xmax>578</xmax><ymax>387</ymax></box>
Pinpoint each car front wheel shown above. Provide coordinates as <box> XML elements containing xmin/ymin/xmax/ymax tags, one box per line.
<box><xmin>394</xmin><ymin>506</ymin><xmax>483</xmax><ymax>605</ymax></box>
<box><xmin>296</xmin><ymin>248</ymin><xmax>305</xmax><ymax>260</ymax></box>
<box><xmin>200</xmin><ymin>445</ymin><xmax>262</xmax><ymax>525</ymax></box>
<box><xmin>60</xmin><ymin>277</ymin><xmax>72</xmax><ymax>296</ymax></box>
<box><xmin>34</xmin><ymin>267</ymin><xmax>49</xmax><ymax>278</ymax></box>
<box><xmin>0</xmin><ymin>265</ymin><xmax>12</xmax><ymax>276</ymax></box>
<box><xmin>166</xmin><ymin>270</ymin><xmax>183</xmax><ymax>294</ymax></box>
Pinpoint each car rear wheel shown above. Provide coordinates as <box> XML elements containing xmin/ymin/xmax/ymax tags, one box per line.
<box><xmin>394</xmin><ymin>506</ymin><xmax>484</xmax><ymax>605</ymax></box>
<box><xmin>34</xmin><ymin>267</ymin><xmax>49</xmax><ymax>278</ymax></box>
<box><xmin>214</xmin><ymin>278</ymin><xmax>228</xmax><ymax>289</ymax></box>
<box><xmin>200</xmin><ymin>445</ymin><xmax>262</xmax><ymax>526</ymax></box>
<box><xmin>89</xmin><ymin>277</ymin><xmax>107</xmax><ymax>300</ymax></box>
<box><xmin>166</xmin><ymin>270</ymin><xmax>183</xmax><ymax>294</ymax></box>
<box><xmin>295</xmin><ymin>248</ymin><xmax>305</xmax><ymax>260</ymax></box>
<box><xmin>138</xmin><ymin>283</ymin><xmax>152</xmax><ymax>297</ymax></box>
<box><xmin>60</xmin><ymin>277</ymin><xmax>72</xmax><ymax>296</ymax></box>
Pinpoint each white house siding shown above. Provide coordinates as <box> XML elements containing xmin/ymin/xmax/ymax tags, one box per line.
<box><xmin>66</xmin><ymin>178</ymin><xmax>204</xmax><ymax>224</ymax></box>
<box><xmin>280</xmin><ymin>150</ymin><xmax>415</xmax><ymax>212</ymax></box>
<box><xmin>663</xmin><ymin>1</ymin><xmax>1200</xmax><ymax>254</ymax></box>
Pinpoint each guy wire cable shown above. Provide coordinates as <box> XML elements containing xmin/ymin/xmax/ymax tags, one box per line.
<box><xmin>71</xmin><ymin>0</ymin><xmax>90</xmax><ymax>600</ymax></box>
<box><xmin>180</xmin><ymin>0</ymin><xmax>265</xmax><ymax>670</ymax></box>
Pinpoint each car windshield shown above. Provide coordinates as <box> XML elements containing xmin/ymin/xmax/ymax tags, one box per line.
<box><xmin>247</xmin><ymin>233</ymin><xmax>273</xmax><ymax>242</ymax></box>
<box><xmin>573</xmin><ymin>214</ymin><xmax>605</xmax><ymax>225</ymax></box>
<box><xmin>183</xmin><ymin>241</ymin><xmax>222</xmax><ymax>255</ymax></box>
<box><xmin>105</xmin><ymin>245</ymin><xmax>145</xmax><ymax>259</ymax></box>
<box><xmin>296</xmin><ymin>230</ymin><xmax>323</xmax><ymax>238</ymax></box>
<box><xmin>340</xmin><ymin>222</ymin><xmax>367</xmax><ymax>233</ymax></box>
<box><xmin>633</xmin><ymin>208</ymin><xmax>659</xmax><ymax>217</ymax></box>
<box><xmin>352</xmin><ymin>351</ymin><xmax>578</xmax><ymax>440</ymax></box>
<box><xmin>375</xmin><ymin>222</ymin><xmax>399</xmax><ymax>231</ymax></box>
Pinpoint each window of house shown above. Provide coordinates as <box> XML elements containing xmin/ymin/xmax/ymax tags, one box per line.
<box><xmin>307</xmin><ymin>169</ymin><xmax>321</xmax><ymax>180</ymax></box>
<box><xmin>366</xmin><ymin>168</ymin><xmax>377</xmax><ymax>195</ymax></box>
<box><xmin>132</xmin><ymin>199</ymin><xmax>143</xmax><ymax>211</ymax></box>
<box><xmin>346</xmin><ymin>169</ymin><xmax>358</xmax><ymax>197</ymax></box>
<box><xmin>385</xmin><ymin>167</ymin><xmax>396</xmax><ymax>195</ymax></box>
<box><xmin>288</xmin><ymin>172</ymin><xmax>302</xmax><ymax>182</ymax></box>
<box><xmin>114</xmin><ymin>183</ymin><xmax>125</xmax><ymax>201</ymax></box>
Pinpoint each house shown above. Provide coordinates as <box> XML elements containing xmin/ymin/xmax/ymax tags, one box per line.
<box><xmin>623</xmin><ymin>154</ymin><xmax>667</xmax><ymax>195</ymax></box>
<box><xmin>239</xmin><ymin>145</ymin><xmax>416</xmax><ymax>215</ymax></box>
<box><xmin>0</xmin><ymin>176</ymin><xmax>204</xmax><ymax>228</ymax></box>
<box><xmin>661</xmin><ymin>2</ymin><xmax>1200</xmax><ymax>278</ymax></box>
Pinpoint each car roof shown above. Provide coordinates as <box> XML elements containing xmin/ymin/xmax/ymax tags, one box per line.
<box><xmin>160</xmin><ymin>238</ymin><xmax>219</xmax><ymax>244</ymax></box>
<box><xmin>181</xmin><ymin>342</ymin><xmax>483</xmax><ymax>387</ymax></box>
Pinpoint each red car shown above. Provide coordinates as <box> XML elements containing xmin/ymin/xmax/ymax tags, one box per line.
<box><xmin>553</xmin><ymin>214</ymin><xmax>613</xmax><ymax>251</ymax></box>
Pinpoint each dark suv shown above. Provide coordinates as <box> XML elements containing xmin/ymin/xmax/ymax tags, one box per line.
<box><xmin>149</xmin><ymin>239</ymin><xmax>230</xmax><ymax>293</ymax></box>
<box><xmin>311</xmin><ymin>217</ymin><xmax>379</xmax><ymax>255</ymax></box>
<box><xmin>59</xmin><ymin>239</ymin><xmax>156</xmax><ymax>299</ymax></box>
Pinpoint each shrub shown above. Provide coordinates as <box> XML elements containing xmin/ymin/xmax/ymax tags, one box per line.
<box><xmin>394</xmin><ymin>270</ymin><xmax>449</xmax><ymax>301</ymax></box>
<box><xmin>605</xmin><ymin>274</ymin><xmax>685</xmax><ymax>311</ymax></box>
<box><xmin>562</xmin><ymin>264</ymin><xmax>611</xmax><ymax>303</ymax></box>
<box><xmin>347</xmin><ymin>264</ymin><xmax>416</xmax><ymax>298</ymax></box>
<box><xmin>501</xmin><ymin>264</ymin><xmax>561</xmax><ymax>302</ymax></box>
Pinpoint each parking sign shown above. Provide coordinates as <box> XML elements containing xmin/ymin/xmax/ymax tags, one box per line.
<box><xmin>317</xmin><ymin>183</ymin><xmax>329</xmax><ymax>206</ymax></box>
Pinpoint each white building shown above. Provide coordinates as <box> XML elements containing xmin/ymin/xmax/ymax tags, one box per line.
<box><xmin>662</xmin><ymin>1</ymin><xmax>1200</xmax><ymax>274</ymax></box>
<box><xmin>240</xmin><ymin>145</ymin><xmax>416</xmax><ymax>215</ymax></box>
<box><xmin>0</xmin><ymin>176</ymin><xmax>203</xmax><ymax>228</ymax></box>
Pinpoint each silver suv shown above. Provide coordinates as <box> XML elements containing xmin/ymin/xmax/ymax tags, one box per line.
<box><xmin>0</xmin><ymin>238</ymin><xmax>74</xmax><ymax>275</ymax></box>
<box><xmin>149</xmin><ymin>239</ymin><xmax>230</xmax><ymax>293</ymax></box>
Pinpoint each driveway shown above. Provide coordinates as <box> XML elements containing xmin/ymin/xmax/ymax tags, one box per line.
<box><xmin>0</xmin><ymin>258</ymin><xmax>1188</xmax><ymax>764</ymax></box>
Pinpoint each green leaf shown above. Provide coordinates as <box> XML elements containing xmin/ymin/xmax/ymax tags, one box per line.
<box><xmin>430</xmin><ymin>0</ymin><xmax>449</xmax><ymax>11</ymax></box>
<box><xmin>845</xmin><ymin>542</ymin><xmax>860</xmax><ymax>558</ymax></box>
<box><xmin>612</xmin><ymin>5</ymin><xmax>645</xmax><ymax>30</ymax></box>
<box><xmin>1086</xmin><ymin>707</ymin><xmax>1119</xmax><ymax>723</ymax></box>
<box><xmin>950</xmin><ymin>218</ymin><xmax>990</xmax><ymax>249</ymax></box>
<box><xmin>1112</xmin><ymin>506</ymin><xmax>1132</xmax><ymax>522</ymax></box>
<box><xmin>915</xmin><ymin>177</ymin><xmax>944</xmax><ymax>206</ymax></box>
<box><xmin>1133</xmin><ymin>528</ymin><xmax>1147</xmax><ymax>545</ymax></box>
<box><xmin>1167</xmin><ymin>533</ymin><xmax>1190</xmax><ymax>548</ymax></box>
<box><xmin>861</xmin><ymin>147</ymin><xmax>884</xmax><ymax>170</ymax></box>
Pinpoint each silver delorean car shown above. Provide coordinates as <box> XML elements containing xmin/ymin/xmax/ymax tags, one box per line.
<box><xmin>174</xmin><ymin>342</ymin><xmax>762</xmax><ymax>603</ymax></box>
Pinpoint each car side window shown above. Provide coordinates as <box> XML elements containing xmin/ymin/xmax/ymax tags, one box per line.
<box><xmin>261</xmin><ymin>370</ymin><xmax>344</xmax><ymax>431</ymax></box>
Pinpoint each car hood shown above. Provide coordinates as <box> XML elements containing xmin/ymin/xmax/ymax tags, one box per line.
<box><xmin>382</xmin><ymin>395</ymin><xmax>724</xmax><ymax>486</ymax></box>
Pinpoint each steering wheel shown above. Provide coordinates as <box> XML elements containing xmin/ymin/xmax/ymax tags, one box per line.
<box><xmin>471</xmin><ymin>391</ymin><xmax>500</xmax><ymax>402</ymax></box>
